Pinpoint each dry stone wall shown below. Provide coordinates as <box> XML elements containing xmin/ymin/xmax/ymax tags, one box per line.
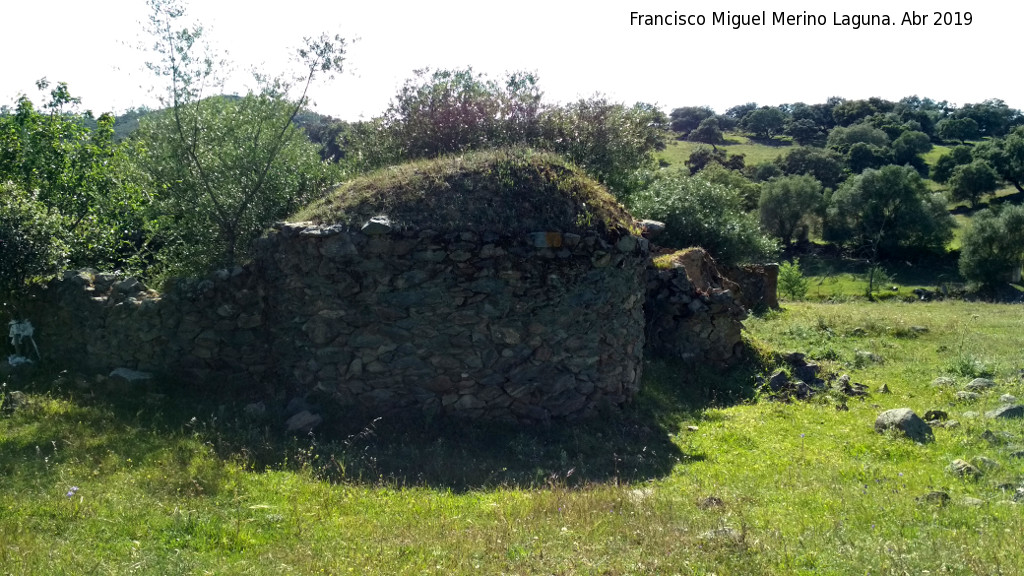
<box><xmin>645</xmin><ymin>249</ymin><xmax>749</xmax><ymax>366</ymax></box>
<box><xmin>254</xmin><ymin>221</ymin><xmax>649</xmax><ymax>421</ymax></box>
<box><xmin>8</xmin><ymin>227</ymin><xmax>774</xmax><ymax>420</ymax></box>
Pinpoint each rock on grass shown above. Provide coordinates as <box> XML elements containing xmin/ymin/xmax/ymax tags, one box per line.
<box><xmin>874</xmin><ymin>408</ymin><xmax>934</xmax><ymax>443</ymax></box>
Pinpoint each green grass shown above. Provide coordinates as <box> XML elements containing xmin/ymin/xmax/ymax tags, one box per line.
<box><xmin>4</xmin><ymin>298</ymin><xmax>1024</xmax><ymax>574</ymax></box>
<box><xmin>658</xmin><ymin>133</ymin><xmax>797</xmax><ymax>169</ymax></box>
<box><xmin>292</xmin><ymin>147</ymin><xmax>636</xmax><ymax>234</ymax></box>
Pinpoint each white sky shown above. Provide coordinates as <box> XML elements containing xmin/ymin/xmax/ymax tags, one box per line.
<box><xmin>2</xmin><ymin>1</ymin><xmax>1021</xmax><ymax>119</ymax></box>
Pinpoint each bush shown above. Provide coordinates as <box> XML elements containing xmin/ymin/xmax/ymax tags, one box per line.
<box><xmin>626</xmin><ymin>169</ymin><xmax>778</xmax><ymax>265</ymax></box>
<box><xmin>824</xmin><ymin>165</ymin><xmax>953</xmax><ymax>257</ymax></box>
<box><xmin>777</xmin><ymin>259</ymin><xmax>809</xmax><ymax>301</ymax></box>
<box><xmin>758</xmin><ymin>175</ymin><xmax>823</xmax><ymax>246</ymax></box>
<box><xmin>0</xmin><ymin>182</ymin><xmax>68</xmax><ymax>295</ymax></box>
<box><xmin>958</xmin><ymin>205</ymin><xmax>1024</xmax><ymax>287</ymax></box>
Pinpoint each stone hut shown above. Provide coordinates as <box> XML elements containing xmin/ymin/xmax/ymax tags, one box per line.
<box><xmin>8</xmin><ymin>149</ymin><xmax>777</xmax><ymax>422</ymax></box>
<box><xmin>255</xmin><ymin>149</ymin><xmax>650</xmax><ymax>420</ymax></box>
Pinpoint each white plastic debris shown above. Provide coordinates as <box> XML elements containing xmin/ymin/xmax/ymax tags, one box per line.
<box><xmin>7</xmin><ymin>355</ymin><xmax>33</xmax><ymax>367</ymax></box>
<box><xmin>8</xmin><ymin>320</ymin><xmax>40</xmax><ymax>360</ymax></box>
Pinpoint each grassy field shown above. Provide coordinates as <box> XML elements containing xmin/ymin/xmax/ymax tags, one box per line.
<box><xmin>3</xmin><ymin>299</ymin><xmax>1024</xmax><ymax>575</ymax></box>
<box><xmin>658</xmin><ymin>134</ymin><xmax>797</xmax><ymax>169</ymax></box>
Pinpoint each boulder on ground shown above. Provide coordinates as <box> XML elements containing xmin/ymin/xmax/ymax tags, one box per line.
<box><xmin>874</xmin><ymin>408</ymin><xmax>933</xmax><ymax>443</ymax></box>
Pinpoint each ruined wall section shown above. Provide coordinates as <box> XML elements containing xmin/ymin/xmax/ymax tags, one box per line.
<box><xmin>252</xmin><ymin>222</ymin><xmax>650</xmax><ymax>420</ymax></box>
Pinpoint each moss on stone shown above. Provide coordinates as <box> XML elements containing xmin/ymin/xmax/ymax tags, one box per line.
<box><xmin>292</xmin><ymin>148</ymin><xmax>635</xmax><ymax>235</ymax></box>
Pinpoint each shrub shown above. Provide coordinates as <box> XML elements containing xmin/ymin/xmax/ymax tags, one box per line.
<box><xmin>777</xmin><ymin>259</ymin><xmax>809</xmax><ymax>301</ymax></box>
<box><xmin>958</xmin><ymin>205</ymin><xmax>1024</xmax><ymax>287</ymax></box>
<box><xmin>758</xmin><ymin>175</ymin><xmax>823</xmax><ymax>246</ymax></box>
<box><xmin>0</xmin><ymin>182</ymin><xmax>68</xmax><ymax>295</ymax></box>
<box><xmin>626</xmin><ymin>169</ymin><xmax>777</xmax><ymax>265</ymax></box>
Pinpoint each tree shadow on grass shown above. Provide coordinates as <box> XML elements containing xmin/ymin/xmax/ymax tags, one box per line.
<box><xmin>1</xmin><ymin>355</ymin><xmax>761</xmax><ymax>493</ymax></box>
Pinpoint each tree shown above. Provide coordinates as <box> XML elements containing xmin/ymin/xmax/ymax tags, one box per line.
<box><xmin>847</xmin><ymin>142</ymin><xmax>891</xmax><ymax>173</ymax></box>
<box><xmin>959</xmin><ymin>205</ymin><xmax>1024</xmax><ymax>287</ymax></box>
<box><xmin>948</xmin><ymin>160</ymin><xmax>1000</xmax><ymax>206</ymax></box>
<box><xmin>139</xmin><ymin>0</ymin><xmax>344</xmax><ymax>273</ymax></box>
<box><xmin>379</xmin><ymin>68</ymin><xmax>542</xmax><ymax>161</ymax></box>
<box><xmin>0</xmin><ymin>80</ymin><xmax>150</xmax><ymax>271</ymax></box>
<box><xmin>758</xmin><ymin>175</ymin><xmax>824</xmax><ymax>246</ymax></box>
<box><xmin>931</xmin><ymin>145</ymin><xmax>973</xmax><ymax>184</ymax></box>
<box><xmin>826</xmin><ymin>123</ymin><xmax>889</xmax><ymax>153</ymax></box>
<box><xmin>776</xmin><ymin>147</ymin><xmax>845</xmax><ymax>190</ymax></box>
<box><xmin>785</xmin><ymin>118</ymin><xmax>824</xmax><ymax>145</ymax></box>
<box><xmin>669</xmin><ymin>106</ymin><xmax>715</xmax><ymax>135</ymax></box>
<box><xmin>957</xmin><ymin>99</ymin><xmax>1022</xmax><ymax>138</ymax></box>
<box><xmin>0</xmin><ymin>182</ymin><xmax>68</xmax><ymax>296</ymax></box>
<box><xmin>538</xmin><ymin>97</ymin><xmax>667</xmax><ymax>196</ymax></box>
<box><xmin>626</xmin><ymin>169</ymin><xmax>777</xmax><ymax>265</ymax></box>
<box><xmin>974</xmin><ymin>128</ymin><xmax>1024</xmax><ymax>194</ymax></box>
<box><xmin>685</xmin><ymin>145</ymin><xmax>744</xmax><ymax>175</ymax></box>
<box><xmin>824</xmin><ymin>165</ymin><xmax>953</xmax><ymax>256</ymax></box>
<box><xmin>937</xmin><ymin>117</ymin><xmax>980</xmax><ymax>144</ymax></box>
<box><xmin>891</xmin><ymin>130</ymin><xmax>933</xmax><ymax>168</ymax></box>
<box><xmin>687</xmin><ymin>117</ymin><xmax>724</xmax><ymax>145</ymax></box>
<box><xmin>741</xmin><ymin>106</ymin><xmax>788</xmax><ymax>140</ymax></box>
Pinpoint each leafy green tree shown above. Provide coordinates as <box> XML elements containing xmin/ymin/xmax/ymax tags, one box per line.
<box><xmin>758</xmin><ymin>175</ymin><xmax>824</xmax><ymax>246</ymax></box>
<box><xmin>847</xmin><ymin>142</ymin><xmax>891</xmax><ymax>173</ymax></box>
<box><xmin>685</xmin><ymin>145</ymin><xmax>744</xmax><ymax>175</ymax></box>
<box><xmin>974</xmin><ymin>128</ymin><xmax>1024</xmax><ymax>193</ymax></box>
<box><xmin>687</xmin><ymin>117</ymin><xmax>724</xmax><ymax>145</ymax></box>
<box><xmin>0</xmin><ymin>81</ymin><xmax>150</xmax><ymax>270</ymax></box>
<box><xmin>957</xmin><ymin>99</ymin><xmax>1022</xmax><ymax>137</ymax></box>
<box><xmin>538</xmin><ymin>98</ymin><xmax>667</xmax><ymax>196</ymax></box>
<box><xmin>891</xmin><ymin>130</ymin><xmax>933</xmax><ymax>168</ymax></box>
<box><xmin>697</xmin><ymin>162</ymin><xmax>761</xmax><ymax>210</ymax></box>
<box><xmin>948</xmin><ymin>160</ymin><xmax>1000</xmax><ymax>206</ymax></box>
<box><xmin>626</xmin><ymin>169</ymin><xmax>777</xmax><ymax>265</ymax></box>
<box><xmin>931</xmin><ymin>145</ymin><xmax>974</xmax><ymax>184</ymax></box>
<box><xmin>937</xmin><ymin>117</ymin><xmax>980</xmax><ymax>144</ymax></box>
<box><xmin>958</xmin><ymin>205</ymin><xmax>1024</xmax><ymax>287</ymax></box>
<box><xmin>776</xmin><ymin>147</ymin><xmax>845</xmax><ymax>189</ymax></box>
<box><xmin>139</xmin><ymin>0</ymin><xmax>344</xmax><ymax>274</ymax></box>
<box><xmin>826</xmin><ymin>123</ymin><xmax>889</xmax><ymax>153</ymax></box>
<box><xmin>745</xmin><ymin>161</ymin><xmax>783</xmax><ymax>182</ymax></box>
<box><xmin>777</xmin><ymin>259</ymin><xmax>809</xmax><ymax>300</ymax></box>
<box><xmin>379</xmin><ymin>68</ymin><xmax>542</xmax><ymax>161</ymax></box>
<box><xmin>824</xmin><ymin>165</ymin><xmax>953</xmax><ymax>256</ymax></box>
<box><xmin>785</xmin><ymin>118</ymin><xmax>824</xmax><ymax>145</ymax></box>
<box><xmin>0</xmin><ymin>182</ymin><xmax>68</xmax><ymax>296</ymax></box>
<box><xmin>669</xmin><ymin>106</ymin><xmax>715</xmax><ymax>135</ymax></box>
<box><xmin>741</xmin><ymin>106</ymin><xmax>788</xmax><ymax>140</ymax></box>
<box><xmin>831</xmin><ymin>97</ymin><xmax>895</xmax><ymax>126</ymax></box>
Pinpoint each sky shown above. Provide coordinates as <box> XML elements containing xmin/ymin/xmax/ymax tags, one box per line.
<box><xmin>2</xmin><ymin>0</ymin><xmax>1021</xmax><ymax>120</ymax></box>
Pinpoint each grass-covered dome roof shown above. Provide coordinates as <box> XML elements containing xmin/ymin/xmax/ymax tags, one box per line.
<box><xmin>291</xmin><ymin>148</ymin><xmax>636</xmax><ymax>234</ymax></box>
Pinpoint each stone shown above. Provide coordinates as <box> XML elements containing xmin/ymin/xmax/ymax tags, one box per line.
<box><xmin>947</xmin><ymin>459</ymin><xmax>982</xmax><ymax>480</ymax></box>
<box><xmin>639</xmin><ymin>219</ymin><xmax>666</xmax><ymax>237</ymax></box>
<box><xmin>970</xmin><ymin>456</ymin><xmax>1000</xmax><ymax>472</ymax></box>
<box><xmin>285</xmin><ymin>410</ymin><xmax>322</xmax><ymax>433</ymax></box>
<box><xmin>931</xmin><ymin>376</ymin><xmax>956</xmax><ymax>387</ymax></box>
<box><xmin>923</xmin><ymin>410</ymin><xmax>948</xmax><ymax>421</ymax></box>
<box><xmin>697</xmin><ymin>495</ymin><xmax>724</xmax><ymax>509</ymax></box>
<box><xmin>959</xmin><ymin>497</ymin><xmax>985</xmax><ymax>507</ymax></box>
<box><xmin>109</xmin><ymin>368</ymin><xmax>154</xmax><ymax>382</ymax></box>
<box><xmin>243</xmin><ymin>402</ymin><xmax>267</xmax><ymax>419</ymax></box>
<box><xmin>874</xmin><ymin>408</ymin><xmax>933</xmax><ymax>443</ymax></box>
<box><xmin>855</xmin><ymin>350</ymin><xmax>883</xmax><ymax>364</ymax></box>
<box><xmin>361</xmin><ymin>216</ymin><xmax>392</xmax><ymax>235</ymax></box>
<box><xmin>919</xmin><ymin>491</ymin><xmax>950</xmax><ymax>506</ymax></box>
<box><xmin>981</xmin><ymin>429</ymin><xmax>1016</xmax><ymax>445</ymax></box>
<box><xmin>956</xmin><ymin>391</ymin><xmax>981</xmax><ymax>402</ymax></box>
<box><xmin>1000</xmin><ymin>394</ymin><xmax>1019</xmax><ymax>404</ymax></box>
<box><xmin>986</xmin><ymin>405</ymin><xmax>1024</xmax><ymax>419</ymax></box>
<box><xmin>965</xmin><ymin>378</ymin><xmax>997</xmax><ymax>391</ymax></box>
